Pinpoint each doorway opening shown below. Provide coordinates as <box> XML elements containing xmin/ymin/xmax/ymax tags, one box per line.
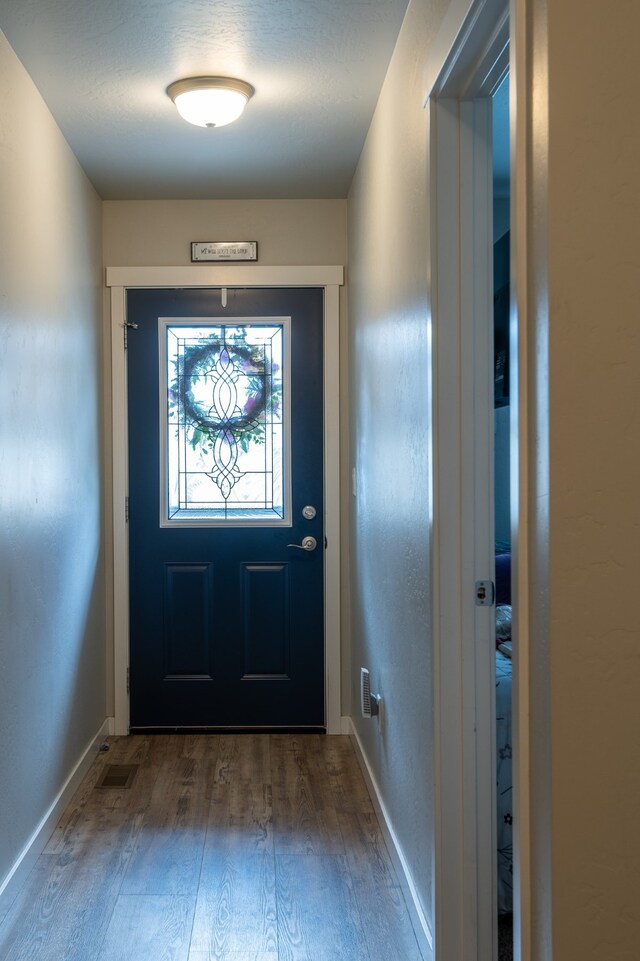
<box><xmin>492</xmin><ymin>70</ymin><xmax>514</xmax><ymax>961</ymax></box>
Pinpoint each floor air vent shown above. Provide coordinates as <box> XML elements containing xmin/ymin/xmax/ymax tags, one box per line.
<box><xmin>95</xmin><ymin>764</ymin><xmax>138</xmax><ymax>789</ymax></box>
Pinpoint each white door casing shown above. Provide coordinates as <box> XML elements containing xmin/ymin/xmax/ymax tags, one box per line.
<box><xmin>426</xmin><ymin>2</ymin><xmax>519</xmax><ymax>960</ymax></box>
<box><xmin>107</xmin><ymin>265</ymin><xmax>343</xmax><ymax>736</ymax></box>
<box><xmin>430</xmin><ymin>93</ymin><xmax>497</xmax><ymax>961</ymax></box>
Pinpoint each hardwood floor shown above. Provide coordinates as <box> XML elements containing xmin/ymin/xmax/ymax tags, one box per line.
<box><xmin>0</xmin><ymin>735</ymin><xmax>424</xmax><ymax>961</ymax></box>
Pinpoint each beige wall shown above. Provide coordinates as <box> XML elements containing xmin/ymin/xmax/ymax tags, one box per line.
<box><xmin>103</xmin><ymin>199</ymin><xmax>347</xmax><ymax>267</ymax></box>
<box><xmin>0</xmin><ymin>30</ymin><xmax>105</xmax><ymax>891</ymax></box>
<box><xmin>347</xmin><ymin>0</ymin><xmax>451</xmax><ymax>938</ymax></box>
<box><xmin>530</xmin><ymin>2</ymin><xmax>640</xmax><ymax>957</ymax></box>
<box><xmin>102</xmin><ymin>199</ymin><xmax>349</xmax><ymax>712</ymax></box>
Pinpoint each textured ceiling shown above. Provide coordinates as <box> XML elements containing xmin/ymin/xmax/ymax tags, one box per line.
<box><xmin>0</xmin><ymin>0</ymin><xmax>410</xmax><ymax>199</ymax></box>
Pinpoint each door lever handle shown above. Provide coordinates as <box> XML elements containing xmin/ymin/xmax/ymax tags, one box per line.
<box><xmin>287</xmin><ymin>536</ymin><xmax>317</xmax><ymax>551</ymax></box>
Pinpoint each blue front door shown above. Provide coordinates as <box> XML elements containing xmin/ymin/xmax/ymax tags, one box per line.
<box><xmin>126</xmin><ymin>287</ymin><xmax>324</xmax><ymax>729</ymax></box>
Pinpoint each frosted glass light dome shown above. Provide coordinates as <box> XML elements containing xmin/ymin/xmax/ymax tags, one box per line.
<box><xmin>167</xmin><ymin>77</ymin><xmax>254</xmax><ymax>128</ymax></box>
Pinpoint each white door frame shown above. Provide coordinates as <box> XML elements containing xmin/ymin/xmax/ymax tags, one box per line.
<box><xmin>106</xmin><ymin>265</ymin><xmax>343</xmax><ymax>736</ymax></box>
<box><xmin>426</xmin><ymin>2</ymin><xmax>520</xmax><ymax>960</ymax></box>
<box><xmin>431</xmin><ymin>93</ymin><xmax>498</xmax><ymax>961</ymax></box>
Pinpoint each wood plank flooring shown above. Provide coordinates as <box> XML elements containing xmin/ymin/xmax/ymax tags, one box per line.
<box><xmin>0</xmin><ymin>735</ymin><xmax>424</xmax><ymax>961</ymax></box>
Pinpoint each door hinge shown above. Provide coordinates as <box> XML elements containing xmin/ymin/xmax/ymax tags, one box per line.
<box><xmin>125</xmin><ymin>496</ymin><xmax>129</xmax><ymax>523</ymax></box>
<box><xmin>121</xmin><ymin>321</ymin><xmax>139</xmax><ymax>350</ymax></box>
<box><xmin>475</xmin><ymin>579</ymin><xmax>495</xmax><ymax>606</ymax></box>
<box><xmin>126</xmin><ymin>667</ymin><xmax>130</xmax><ymax>695</ymax></box>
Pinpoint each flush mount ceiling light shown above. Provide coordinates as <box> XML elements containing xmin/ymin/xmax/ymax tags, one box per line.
<box><xmin>167</xmin><ymin>77</ymin><xmax>254</xmax><ymax>128</ymax></box>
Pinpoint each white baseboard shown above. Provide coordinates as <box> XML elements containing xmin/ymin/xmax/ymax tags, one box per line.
<box><xmin>340</xmin><ymin>715</ymin><xmax>351</xmax><ymax>735</ymax></box>
<box><xmin>0</xmin><ymin>717</ymin><xmax>113</xmax><ymax>917</ymax></box>
<box><xmin>347</xmin><ymin>717</ymin><xmax>435</xmax><ymax>961</ymax></box>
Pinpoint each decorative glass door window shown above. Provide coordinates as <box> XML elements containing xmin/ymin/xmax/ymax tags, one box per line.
<box><xmin>160</xmin><ymin>319</ymin><xmax>290</xmax><ymax>525</ymax></box>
